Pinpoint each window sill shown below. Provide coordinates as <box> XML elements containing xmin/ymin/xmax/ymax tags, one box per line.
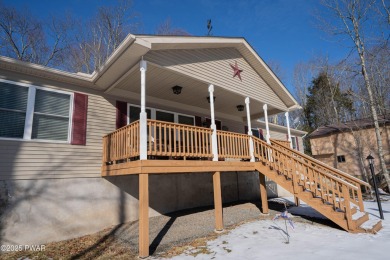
<box><xmin>0</xmin><ymin>137</ymin><xmax>70</xmax><ymax>144</ymax></box>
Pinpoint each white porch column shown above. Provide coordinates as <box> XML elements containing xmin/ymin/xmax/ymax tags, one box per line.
<box><xmin>285</xmin><ymin>111</ymin><xmax>293</xmax><ymax>149</ymax></box>
<box><xmin>245</xmin><ymin>97</ymin><xmax>255</xmax><ymax>162</ymax></box>
<box><xmin>263</xmin><ymin>104</ymin><xmax>271</xmax><ymax>144</ymax></box>
<box><xmin>209</xmin><ymin>84</ymin><xmax>218</xmax><ymax>161</ymax></box>
<box><xmin>139</xmin><ymin>60</ymin><xmax>148</xmax><ymax>160</ymax></box>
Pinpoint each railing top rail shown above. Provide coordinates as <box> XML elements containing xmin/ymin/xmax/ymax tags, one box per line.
<box><xmin>270</xmin><ymin>139</ymin><xmax>370</xmax><ymax>188</ymax></box>
<box><xmin>216</xmin><ymin>129</ymin><xmax>250</xmax><ymax>137</ymax></box>
<box><xmin>103</xmin><ymin>120</ymin><xmax>140</xmax><ymax>138</ymax></box>
<box><xmin>147</xmin><ymin>119</ymin><xmax>213</xmax><ymax>131</ymax></box>
<box><xmin>253</xmin><ymin>137</ymin><xmax>358</xmax><ymax>190</ymax></box>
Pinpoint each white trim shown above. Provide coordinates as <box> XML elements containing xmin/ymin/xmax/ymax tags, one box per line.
<box><xmin>0</xmin><ymin>78</ymin><xmax>74</xmax><ymax>143</ymax></box>
<box><xmin>23</xmin><ymin>87</ymin><xmax>36</xmax><ymax>140</ymax></box>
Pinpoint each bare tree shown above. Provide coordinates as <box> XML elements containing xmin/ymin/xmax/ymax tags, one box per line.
<box><xmin>0</xmin><ymin>2</ymin><xmax>71</xmax><ymax>68</ymax></box>
<box><xmin>320</xmin><ymin>0</ymin><xmax>390</xmax><ymax>189</ymax></box>
<box><xmin>66</xmin><ymin>0</ymin><xmax>140</xmax><ymax>73</ymax></box>
<box><xmin>155</xmin><ymin>18</ymin><xmax>190</xmax><ymax>36</ymax></box>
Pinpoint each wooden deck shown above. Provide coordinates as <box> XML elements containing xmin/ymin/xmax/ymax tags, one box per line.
<box><xmin>101</xmin><ymin>119</ymin><xmax>381</xmax><ymax>258</ymax></box>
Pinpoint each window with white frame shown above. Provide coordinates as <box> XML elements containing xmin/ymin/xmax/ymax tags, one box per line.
<box><xmin>291</xmin><ymin>136</ymin><xmax>299</xmax><ymax>150</ymax></box>
<box><xmin>0</xmin><ymin>79</ymin><xmax>73</xmax><ymax>142</ymax></box>
<box><xmin>128</xmin><ymin>104</ymin><xmax>194</xmax><ymax>125</ymax></box>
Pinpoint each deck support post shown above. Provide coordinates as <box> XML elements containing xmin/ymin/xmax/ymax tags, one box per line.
<box><xmin>263</xmin><ymin>104</ymin><xmax>271</xmax><ymax>144</ymax></box>
<box><xmin>139</xmin><ymin>173</ymin><xmax>149</xmax><ymax>258</ymax></box>
<box><xmin>209</xmin><ymin>84</ymin><xmax>218</xmax><ymax>161</ymax></box>
<box><xmin>245</xmin><ymin>97</ymin><xmax>255</xmax><ymax>162</ymax></box>
<box><xmin>213</xmin><ymin>171</ymin><xmax>224</xmax><ymax>231</ymax></box>
<box><xmin>285</xmin><ymin>111</ymin><xmax>293</xmax><ymax>149</ymax></box>
<box><xmin>259</xmin><ymin>172</ymin><xmax>269</xmax><ymax>214</ymax></box>
<box><xmin>139</xmin><ymin>60</ymin><xmax>148</xmax><ymax>160</ymax></box>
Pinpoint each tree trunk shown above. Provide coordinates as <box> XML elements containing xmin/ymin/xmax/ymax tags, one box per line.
<box><xmin>359</xmin><ymin>54</ymin><xmax>390</xmax><ymax>190</ymax></box>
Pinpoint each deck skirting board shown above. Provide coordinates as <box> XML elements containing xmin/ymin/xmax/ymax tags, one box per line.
<box><xmin>101</xmin><ymin>160</ymin><xmax>256</xmax><ymax>176</ymax></box>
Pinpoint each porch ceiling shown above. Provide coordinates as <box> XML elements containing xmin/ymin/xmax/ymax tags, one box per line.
<box><xmin>111</xmin><ymin>63</ymin><xmax>280</xmax><ymax>119</ymax></box>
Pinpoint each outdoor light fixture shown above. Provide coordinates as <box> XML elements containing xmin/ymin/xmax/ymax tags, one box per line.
<box><xmin>236</xmin><ymin>105</ymin><xmax>245</xmax><ymax>111</ymax></box>
<box><xmin>172</xmin><ymin>85</ymin><xmax>182</xmax><ymax>95</ymax></box>
<box><xmin>207</xmin><ymin>96</ymin><xmax>216</xmax><ymax>103</ymax></box>
<box><xmin>366</xmin><ymin>154</ymin><xmax>384</xmax><ymax>220</ymax></box>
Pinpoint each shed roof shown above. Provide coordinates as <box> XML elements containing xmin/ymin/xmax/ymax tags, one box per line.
<box><xmin>308</xmin><ymin>115</ymin><xmax>390</xmax><ymax>138</ymax></box>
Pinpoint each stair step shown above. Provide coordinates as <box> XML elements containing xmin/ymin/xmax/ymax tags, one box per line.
<box><xmin>256</xmin><ymin>162</ymin><xmax>382</xmax><ymax>233</ymax></box>
<box><xmin>353</xmin><ymin>212</ymin><xmax>369</xmax><ymax>227</ymax></box>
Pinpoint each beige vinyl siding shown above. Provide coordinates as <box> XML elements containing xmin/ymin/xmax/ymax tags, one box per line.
<box><xmin>0</xmin><ymin>77</ymin><xmax>116</xmax><ymax>180</ymax></box>
<box><xmin>144</xmin><ymin>48</ymin><xmax>287</xmax><ymax>111</ymax></box>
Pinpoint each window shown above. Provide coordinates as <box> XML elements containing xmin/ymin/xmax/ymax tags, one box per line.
<box><xmin>128</xmin><ymin>105</ymin><xmax>151</xmax><ymax>123</ymax></box>
<box><xmin>337</xmin><ymin>155</ymin><xmax>346</xmax><ymax>163</ymax></box>
<box><xmin>32</xmin><ymin>89</ymin><xmax>71</xmax><ymax>141</ymax></box>
<box><xmin>0</xmin><ymin>79</ymin><xmax>73</xmax><ymax>142</ymax></box>
<box><xmin>0</xmin><ymin>82</ymin><xmax>28</xmax><ymax>138</ymax></box>
<box><xmin>291</xmin><ymin>137</ymin><xmax>297</xmax><ymax>150</ymax></box>
<box><xmin>178</xmin><ymin>115</ymin><xmax>194</xmax><ymax>126</ymax></box>
<box><xmin>127</xmin><ymin>104</ymin><xmax>194</xmax><ymax>125</ymax></box>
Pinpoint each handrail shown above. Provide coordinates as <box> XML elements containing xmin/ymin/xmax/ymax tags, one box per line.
<box><xmin>270</xmin><ymin>140</ymin><xmax>369</xmax><ymax>187</ymax></box>
<box><xmin>270</xmin><ymin>138</ymin><xmax>291</xmax><ymax>148</ymax></box>
<box><xmin>253</xmin><ymin>136</ymin><xmax>364</xmax><ymax>212</ymax></box>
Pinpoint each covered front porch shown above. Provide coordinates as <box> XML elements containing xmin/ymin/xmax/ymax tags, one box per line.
<box><xmin>98</xmin><ymin>36</ymin><xmax>301</xmax><ymax>258</ymax></box>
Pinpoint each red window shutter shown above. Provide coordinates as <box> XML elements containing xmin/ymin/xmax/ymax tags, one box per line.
<box><xmin>71</xmin><ymin>93</ymin><xmax>88</xmax><ymax>145</ymax></box>
<box><xmin>244</xmin><ymin>126</ymin><xmax>248</xmax><ymax>134</ymax></box>
<box><xmin>116</xmin><ymin>101</ymin><xmax>127</xmax><ymax>129</ymax></box>
<box><xmin>259</xmin><ymin>129</ymin><xmax>264</xmax><ymax>140</ymax></box>
<box><xmin>296</xmin><ymin>137</ymin><xmax>300</xmax><ymax>151</ymax></box>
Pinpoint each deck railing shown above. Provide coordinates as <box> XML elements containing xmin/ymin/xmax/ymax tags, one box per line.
<box><xmin>254</xmin><ymin>137</ymin><xmax>364</xmax><ymax>215</ymax></box>
<box><xmin>216</xmin><ymin>130</ymin><xmax>251</xmax><ymax>160</ymax></box>
<box><xmin>102</xmin><ymin>121</ymin><xmax>140</xmax><ymax>163</ymax></box>
<box><xmin>147</xmin><ymin>119</ymin><xmax>213</xmax><ymax>158</ymax></box>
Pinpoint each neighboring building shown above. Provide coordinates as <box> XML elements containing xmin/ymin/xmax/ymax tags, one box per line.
<box><xmin>0</xmin><ymin>35</ymin><xmax>302</xmax><ymax>246</ymax></box>
<box><xmin>308</xmin><ymin>116</ymin><xmax>390</xmax><ymax>181</ymax></box>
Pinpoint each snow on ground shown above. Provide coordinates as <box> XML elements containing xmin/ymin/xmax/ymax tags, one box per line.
<box><xmin>166</xmin><ymin>198</ymin><xmax>390</xmax><ymax>260</ymax></box>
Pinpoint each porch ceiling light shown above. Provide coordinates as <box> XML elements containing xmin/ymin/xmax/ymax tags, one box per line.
<box><xmin>172</xmin><ymin>85</ymin><xmax>183</xmax><ymax>95</ymax></box>
<box><xmin>207</xmin><ymin>96</ymin><xmax>216</xmax><ymax>103</ymax></box>
<box><xmin>236</xmin><ymin>105</ymin><xmax>245</xmax><ymax>111</ymax></box>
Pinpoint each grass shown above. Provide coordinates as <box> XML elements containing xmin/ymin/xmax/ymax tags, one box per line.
<box><xmin>1</xmin><ymin>225</ymin><xmax>137</xmax><ymax>260</ymax></box>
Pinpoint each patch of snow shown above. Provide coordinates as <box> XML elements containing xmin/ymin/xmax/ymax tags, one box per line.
<box><xmin>352</xmin><ymin>211</ymin><xmax>365</xmax><ymax>221</ymax></box>
<box><xmin>165</xmin><ymin>200</ymin><xmax>390</xmax><ymax>260</ymax></box>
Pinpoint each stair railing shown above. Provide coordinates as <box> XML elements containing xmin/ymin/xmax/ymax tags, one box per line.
<box><xmin>270</xmin><ymin>139</ymin><xmax>367</xmax><ymax>212</ymax></box>
<box><xmin>253</xmin><ymin>136</ymin><xmax>362</xmax><ymax>222</ymax></box>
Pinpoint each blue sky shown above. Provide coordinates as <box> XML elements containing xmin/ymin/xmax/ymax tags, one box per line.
<box><xmin>4</xmin><ymin>0</ymin><xmax>351</xmax><ymax>94</ymax></box>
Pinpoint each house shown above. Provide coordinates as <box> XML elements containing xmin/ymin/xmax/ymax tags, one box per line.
<box><xmin>308</xmin><ymin>116</ymin><xmax>390</xmax><ymax>185</ymax></box>
<box><xmin>0</xmin><ymin>35</ymin><xmax>378</xmax><ymax>258</ymax></box>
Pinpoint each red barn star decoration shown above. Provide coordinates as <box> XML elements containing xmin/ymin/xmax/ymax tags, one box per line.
<box><xmin>230</xmin><ymin>61</ymin><xmax>243</xmax><ymax>81</ymax></box>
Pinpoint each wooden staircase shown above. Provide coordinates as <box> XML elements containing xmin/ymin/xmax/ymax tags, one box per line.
<box><xmin>252</xmin><ymin>137</ymin><xmax>382</xmax><ymax>233</ymax></box>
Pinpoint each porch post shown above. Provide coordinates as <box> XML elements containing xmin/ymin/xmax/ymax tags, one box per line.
<box><xmin>209</xmin><ymin>84</ymin><xmax>218</xmax><ymax>161</ymax></box>
<box><xmin>139</xmin><ymin>173</ymin><xmax>149</xmax><ymax>258</ymax></box>
<box><xmin>285</xmin><ymin>111</ymin><xmax>293</xmax><ymax>149</ymax></box>
<box><xmin>259</xmin><ymin>173</ymin><xmax>269</xmax><ymax>214</ymax></box>
<box><xmin>139</xmin><ymin>60</ymin><xmax>148</xmax><ymax>160</ymax></box>
<box><xmin>245</xmin><ymin>97</ymin><xmax>255</xmax><ymax>162</ymax></box>
<box><xmin>263</xmin><ymin>104</ymin><xmax>271</xmax><ymax>144</ymax></box>
<box><xmin>213</xmin><ymin>171</ymin><xmax>224</xmax><ymax>231</ymax></box>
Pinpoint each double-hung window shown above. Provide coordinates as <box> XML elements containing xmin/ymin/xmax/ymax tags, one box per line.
<box><xmin>0</xmin><ymin>79</ymin><xmax>73</xmax><ymax>142</ymax></box>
